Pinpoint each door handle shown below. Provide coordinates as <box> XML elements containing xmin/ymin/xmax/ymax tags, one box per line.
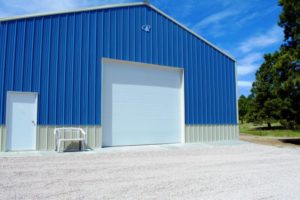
<box><xmin>32</xmin><ymin>120</ymin><xmax>36</xmax><ymax>126</ymax></box>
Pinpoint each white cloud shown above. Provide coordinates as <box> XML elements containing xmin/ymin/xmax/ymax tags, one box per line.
<box><xmin>237</xmin><ymin>52</ymin><xmax>262</xmax><ymax>75</ymax></box>
<box><xmin>238</xmin><ymin>81</ymin><xmax>253</xmax><ymax>87</ymax></box>
<box><xmin>191</xmin><ymin>8</ymin><xmax>244</xmax><ymax>38</ymax></box>
<box><xmin>0</xmin><ymin>0</ymin><xmax>127</xmax><ymax>18</ymax></box>
<box><xmin>237</xmin><ymin>64</ymin><xmax>257</xmax><ymax>75</ymax></box>
<box><xmin>235</xmin><ymin>25</ymin><xmax>283</xmax><ymax>76</ymax></box>
<box><xmin>238</xmin><ymin>26</ymin><xmax>283</xmax><ymax>53</ymax></box>
<box><xmin>192</xmin><ymin>10</ymin><xmax>239</xmax><ymax>30</ymax></box>
<box><xmin>235</xmin><ymin>12</ymin><xmax>258</xmax><ymax>26</ymax></box>
<box><xmin>235</xmin><ymin>6</ymin><xmax>277</xmax><ymax>27</ymax></box>
<box><xmin>239</xmin><ymin>52</ymin><xmax>261</xmax><ymax>64</ymax></box>
<box><xmin>0</xmin><ymin>10</ymin><xmax>9</xmax><ymax>18</ymax></box>
<box><xmin>189</xmin><ymin>1</ymin><xmax>266</xmax><ymax>38</ymax></box>
<box><xmin>0</xmin><ymin>0</ymin><xmax>79</xmax><ymax>17</ymax></box>
<box><xmin>190</xmin><ymin>0</ymin><xmax>263</xmax><ymax>31</ymax></box>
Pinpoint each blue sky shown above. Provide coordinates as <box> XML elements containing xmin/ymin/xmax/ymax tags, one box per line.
<box><xmin>0</xmin><ymin>0</ymin><xmax>283</xmax><ymax>97</ymax></box>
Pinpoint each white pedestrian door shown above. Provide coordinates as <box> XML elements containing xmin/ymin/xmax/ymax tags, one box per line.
<box><xmin>6</xmin><ymin>92</ymin><xmax>37</xmax><ymax>151</ymax></box>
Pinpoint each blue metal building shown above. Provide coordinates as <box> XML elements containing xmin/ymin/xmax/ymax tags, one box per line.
<box><xmin>0</xmin><ymin>2</ymin><xmax>238</xmax><ymax>151</ymax></box>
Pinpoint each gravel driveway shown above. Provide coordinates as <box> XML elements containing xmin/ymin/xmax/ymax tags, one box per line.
<box><xmin>0</xmin><ymin>142</ymin><xmax>300</xmax><ymax>200</ymax></box>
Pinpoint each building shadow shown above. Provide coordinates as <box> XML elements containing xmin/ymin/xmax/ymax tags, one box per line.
<box><xmin>63</xmin><ymin>141</ymin><xmax>93</xmax><ymax>152</ymax></box>
<box><xmin>279</xmin><ymin>138</ymin><xmax>300</xmax><ymax>146</ymax></box>
<box><xmin>254</xmin><ymin>126</ymin><xmax>285</xmax><ymax>131</ymax></box>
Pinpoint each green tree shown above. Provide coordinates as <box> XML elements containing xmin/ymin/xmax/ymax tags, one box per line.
<box><xmin>247</xmin><ymin>0</ymin><xmax>300</xmax><ymax>129</ymax></box>
<box><xmin>272</xmin><ymin>48</ymin><xmax>300</xmax><ymax>128</ymax></box>
<box><xmin>278</xmin><ymin>0</ymin><xmax>300</xmax><ymax>48</ymax></box>
<box><xmin>277</xmin><ymin>0</ymin><xmax>300</xmax><ymax>127</ymax></box>
<box><xmin>250</xmin><ymin>53</ymin><xmax>282</xmax><ymax>128</ymax></box>
<box><xmin>238</xmin><ymin>95</ymin><xmax>255</xmax><ymax>124</ymax></box>
<box><xmin>238</xmin><ymin>95</ymin><xmax>248</xmax><ymax>124</ymax></box>
<box><xmin>244</xmin><ymin>94</ymin><xmax>256</xmax><ymax>124</ymax></box>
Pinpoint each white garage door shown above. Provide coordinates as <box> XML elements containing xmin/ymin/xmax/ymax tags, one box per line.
<box><xmin>102</xmin><ymin>59</ymin><xmax>184</xmax><ymax>147</ymax></box>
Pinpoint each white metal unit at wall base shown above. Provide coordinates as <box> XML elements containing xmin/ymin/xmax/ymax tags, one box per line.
<box><xmin>54</xmin><ymin>127</ymin><xmax>87</xmax><ymax>152</ymax></box>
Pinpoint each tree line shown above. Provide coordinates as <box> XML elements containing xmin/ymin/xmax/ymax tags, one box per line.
<box><xmin>238</xmin><ymin>0</ymin><xmax>300</xmax><ymax>129</ymax></box>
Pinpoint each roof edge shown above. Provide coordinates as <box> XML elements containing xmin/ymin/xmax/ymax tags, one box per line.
<box><xmin>145</xmin><ymin>4</ymin><xmax>236</xmax><ymax>61</ymax></box>
<box><xmin>0</xmin><ymin>1</ymin><xmax>236</xmax><ymax>61</ymax></box>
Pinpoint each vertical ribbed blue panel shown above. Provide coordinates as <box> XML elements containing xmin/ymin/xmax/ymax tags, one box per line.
<box><xmin>0</xmin><ymin>23</ymin><xmax>7</xmax><ymax>124</ymax></box>
<box><xmin>56</xmin><ymin>15</ymin><xmax>67</xmax><ymax>124</ymax></box>
<box><xmin>0</xmin><ymin>5</ymin><xmax>237</xmax><ymax>125</ymax></box>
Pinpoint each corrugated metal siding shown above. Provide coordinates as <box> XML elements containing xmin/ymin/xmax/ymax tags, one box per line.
<box><xmin>0</xmin><ymin>124</ymin><xmax>239</xmax><ymax>151</ymax></box>
<box><xmin>0</xmin><ymin>5</ymin><xmax>237</xmax><ymax>126</ymax></box>
<box><xmin>0</xmin><ymin>125</ymin><xmax>100</xmax><ymax>151</ymax></box>
<box><xmin>0</xmin><ymin>126</ymin><xmax>5</xmax><ymax>151</ymax></box>
<box><xmin>37</xmin><ymin>125</ymin><xmax>101</xmax><ymax>151</ymax></box>
<box><xmin>185</xmin><ymin>125</ymin><xmax>239</xmax><ymax>142</ymax></box>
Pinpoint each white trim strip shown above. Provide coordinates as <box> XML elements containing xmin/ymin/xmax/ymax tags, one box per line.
<box><xmin>235</xmin><ymin>62</ymin><xmax>239</xmax><ymax>124</ymax></box>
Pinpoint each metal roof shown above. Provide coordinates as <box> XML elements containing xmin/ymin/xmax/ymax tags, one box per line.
<box><xmin>0</xmin><ymin>1</ymin><xmax>235</xmax><ymax>61</ymax></box>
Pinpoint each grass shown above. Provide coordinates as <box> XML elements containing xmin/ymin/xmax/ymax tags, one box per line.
<box><xmin>239</xmin><ymin>123</ymin><xmax>300</xmax><ymax>137</ymax></box>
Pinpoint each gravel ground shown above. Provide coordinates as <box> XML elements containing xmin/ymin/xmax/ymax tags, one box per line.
<box><xmin>0</xmin><ymin>142</ymin><xmax>300</xmax><ymax>200</ymax></box>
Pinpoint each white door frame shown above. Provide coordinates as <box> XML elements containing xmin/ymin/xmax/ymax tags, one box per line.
<box><xmin>101</xmin><ymin>58</ymin><xmax>185</xmax><ymax>147</ymax></box>
<box><xmin>6</xmin><ymin>91</ymin><xmax>38</xmax><ymax>151</ymax></box>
